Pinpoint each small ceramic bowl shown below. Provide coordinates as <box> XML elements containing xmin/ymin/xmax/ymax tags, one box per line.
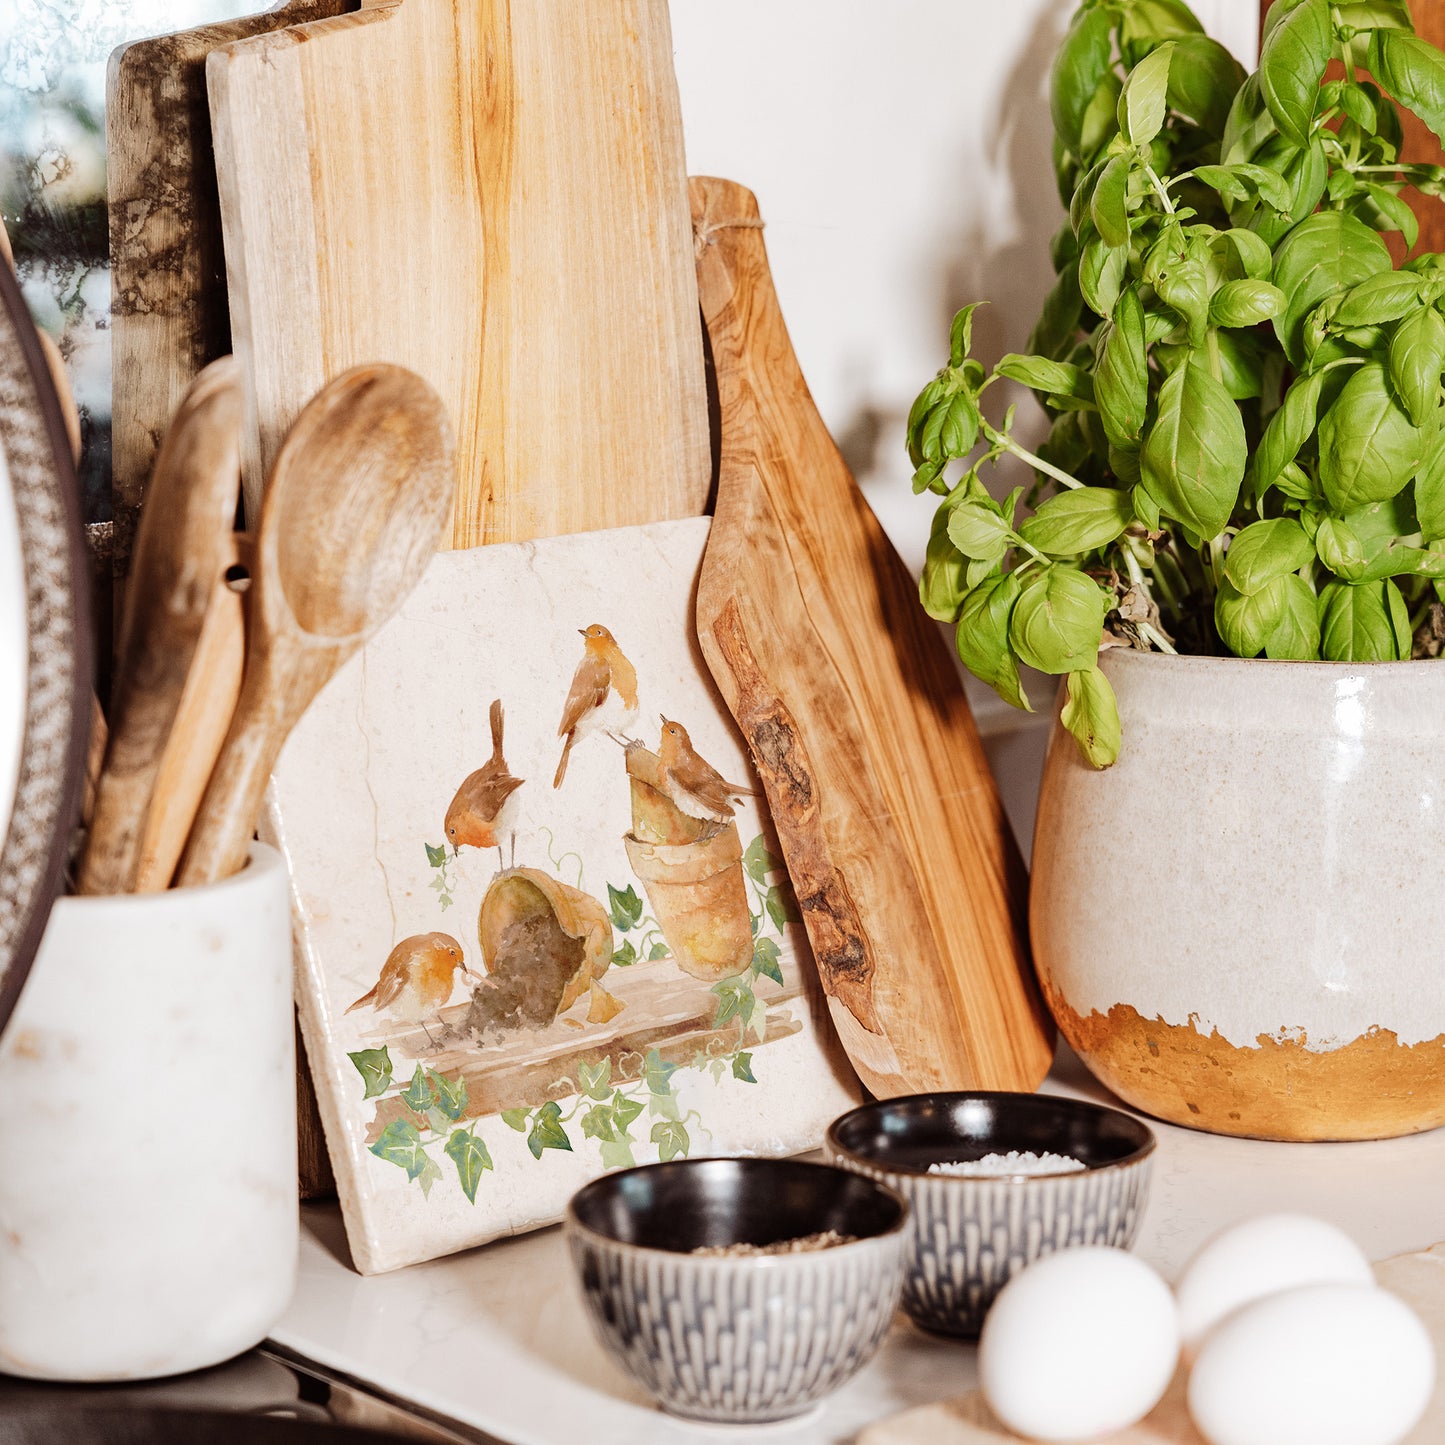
<box><xmin>825</xmin><ymin>1092</ymin><xmax>1155</xmax><ymax>1338</ymax></box>
<box><xmin>565</xmin><ymin>1157</ymin><xmax>908</xmax><ymax>1424</ymax></box>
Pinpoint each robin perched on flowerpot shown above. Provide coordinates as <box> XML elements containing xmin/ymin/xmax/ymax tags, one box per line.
<box><xmin>346</xmin><ymin>932</ymin><xmax>478</xmax><ymax>1043</ymax></box>
<box><xmin>445</xmin><ymin>698</ymin><xmax>524</xmax><ymax>868</ymax></box>
<box><xmin>656</xmin><ymin>716</ymin><xmax>755</xmax><ymax>825</ymax></box>
<box><xmin>553</xmin><ymin>623</ymin><xmax>639</xmax><ymax>788</ymax></box>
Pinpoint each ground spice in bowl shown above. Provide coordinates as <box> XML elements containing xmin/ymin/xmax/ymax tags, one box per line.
<box><xmin>690</xmin><ymin>1230</ymin><xmax>857</xmax><ymax>1257</ymax></box>
<box><xmin>927</xmin><ymin>1150</ymin><xmax>1086</xmax><ymax>1177</ymax></box>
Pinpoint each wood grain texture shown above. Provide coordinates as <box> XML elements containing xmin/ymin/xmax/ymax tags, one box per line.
<box><xmin>107</xmin><ymin>0</ymin><xmax>353</xmax><ymax>556</ymax></box>
<box><xmin>691</xmin><ymin>177</ymin><xmax>1053</xmax><ymax>1098</ymax></box>
<box><xmin>207</xmin><ymin>0</ymin><xmax>710</xmax><ymax>546</ymax></box>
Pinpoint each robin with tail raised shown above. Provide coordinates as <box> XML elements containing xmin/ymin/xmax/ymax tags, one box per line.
<box><xmin>445</xmin><ymin>698</ymin><xmax>524</xmax><ymax>868</ymax></box>
<box><xmin>656</xmin><ymin>716</ymin><xmax>755</xmax><ymax>824</ymax></box>
<box><xmin>553</xmin><ymin>624</ymin><xmax>639</xmax><ymax>788</ymax></box>
<box><xmin>346</xmin><ymin>932</ymin><xmax>479</xmax><ymax>1043</ymax></box>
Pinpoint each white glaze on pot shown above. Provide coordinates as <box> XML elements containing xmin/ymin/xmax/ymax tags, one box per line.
<box><xmin>1031</xmin><ymin>650</ymin><xmax>1445</xmax><ymax>1140</ymax></box>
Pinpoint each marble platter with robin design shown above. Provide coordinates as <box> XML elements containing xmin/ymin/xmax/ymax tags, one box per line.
<box><xmin>264</xmin><ymin>515</ymin><xmax>859</xmax><ymax>1274</ymax></box>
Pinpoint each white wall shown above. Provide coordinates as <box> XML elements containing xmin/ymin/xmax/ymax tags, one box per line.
<box><xmin>670</xmin><ymin>0</ymin><xmax>1258</xmax><ymax>852</ymax></box>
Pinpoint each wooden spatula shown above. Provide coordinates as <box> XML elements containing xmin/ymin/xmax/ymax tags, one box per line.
<box><xmin>207</xmin><ymin>0</ymin><xmax>709</xmax><ymax>545</ymax></box>
<box><xmin>691</xmin><ymin>177</ymin><xmax>1054</xmax><ymax>1097</ymax></box>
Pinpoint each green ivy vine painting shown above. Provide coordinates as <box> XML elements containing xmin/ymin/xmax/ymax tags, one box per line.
<box><xmin>266</xmin><ymin>518</ymin><xmax>859</xmax><ymax>1275</ymax></box>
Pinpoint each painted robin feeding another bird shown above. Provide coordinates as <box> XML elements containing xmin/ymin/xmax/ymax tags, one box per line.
<box><xmin>553</xmin><ymin>623</ymin><xmax>639</xmax><ymax>788</ymax></box>
<box><xmin>346</xmin><ymin>931</ymin><xmax>478</xmax><ymax>1044</ymax></box>
<box><xmin>656</xmin><ymin>716</ymin><xmax>755</xmax><ymax>825</ymax></box>
<box><xmin>445</xmin><ymin>697</ymin><xmax>524</xmax><ymax>869</ymax></box>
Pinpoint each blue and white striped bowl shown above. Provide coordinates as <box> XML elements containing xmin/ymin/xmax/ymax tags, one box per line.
<box><xmin>565</xmin><ymin>1158</ymin><xmax>908</xmax><ymax>1424</ymax></box>
<box><xmin>825</xmin><ymin>1092</ymin><xmax>1156</xmax><ymax>1338</ymax></box>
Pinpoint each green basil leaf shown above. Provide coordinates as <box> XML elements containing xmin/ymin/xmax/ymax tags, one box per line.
<box><xmin>920</xmin><ymin>508</ymin><xmax>970</xmax><ymax>622</ymax></box>
<box><xmin>1080</xmin><ymin>233</ymin><xmax>1129</xmax><ymax>317</ymax></box>
<box><xmin>1253</xmin><ymin>370</ymin><xmax>1325</xmax><ymax>492</ymax></box>
<box><xmin>918</xmin><ymin>388</ymin><xmax>980</xmax><ymax>462</ymax></box>
<box><xmin>1118</xmin><ymin>42</ymin><xmax>1174</xmax><ymax>147</ymax></box>
<box><xmin>1080</xmin><ymin>70</ymin><xmax>1126</xmax><ymax>159</ymax></box>
<box><xmin>1318</xmin><ymin>361</ymin><xmax>1426</xmax><ymax>510</ymax></box>
<box><xmin>1157</xmin><ymin>263</ymin><xmax>1212</xmax><ymax>348</ymax></box>
<box><xmin>1416</xmin><ymin>426</ymin><xmax>1445</xmax><ymax>540</ymax></box>
<box><xmin>1122</xmin><ymin>0</ymin><xmax>1203</xmax><ymax>45</ymax></box>
<box><xmin>949</xmin><ymin>304</ymin><xmax>982</xmax><ymax>368</ymax></box>
<box><xmin>1261</xmin><ymin>0</ymin><xmax>1311</xmax><ymax>47</ymax></box>
<box><xmin>1223</xmin><ymin>517</ymin><xmax>1316</xmax><ymax>595</ymax></box>
<box><xmin>1339</xmin><ymin>83</ymin><xmax>1379</xmax><ymax>132</ymax></box>
<box><xmin>1334</xmin><ymin>271</ymin><xmax>1426</xmax><ymax>328</ymax></box>
<box><xmin>1265</xmin><ymin>574</ymin><xmax>1323</xmax><ymax>659</ymax></box>
<box><xmin>1051</xmin><ymin>6</ymin><xmax>1117</xmax><ymax>155</ymax></box>
<box><xmin>1244</xmin><ymin>138</ymin><xmax>1328</xmax><ymax>249</ymax></box>
<box><xmin>1354</xmin><ymin>183</ymin><xmax>1421</xmax><ymax>251</ymax></box>
<box><xmin>1132</xmin><ymin>483</ymin><xmax>1162</xmax><ymax>529</ymax></box>
<box><xmin>1315</xmin><ymin>514</ymin><xmax>1369</xmax><ymax>581</ymax></box>
<box><xmin>955</xmin><ymin>572</ymin><xmax>1031</xmax><ymax>712</ymax></box>
<box><xmin>1091</xmin><ymin>153</ymin><xmax>1133</xmax><ymax>250</ymax></box>
<box><xmin>1215</xmin><ymin>576</ymin><xmax>1285</xmax><ymax>657</ymax></box>
<box><xmin>1166</xmin><ymin>35</ymin><xmax>1246</xmax><ymax>136</ymax></box>
<box><xmin>1387</xmin><ymin>576</ymin><xmax>1413</xmax><ymax>656</ymax></box>
<box><xmin>1221</xmin><ymin>227</ymin><xmax>1275</xmax><ymax>281</ymax></box>
<box><xmin>1259</xmin><ymin>0</ymin><xmax>1332</xmax><ymax>147</ymax></box>
<box><xmin>1230</xmin><ymin>162</ymin><xmax>1296</xmax><ymax>212</ymax></box>
<box><xmin>1209</xmin><ymin>279</ymin><xmax>1286</xmax><ymax>328</ymax></box>
<box><xmin>1195</xmin><ymin>164</ymin><xmax>1249</xmax><ymax>201</ymax></box>
<box><xmin>1019</xmin><ymin>487</ymin><xmax>1134</xmax><ymax>556</ymax></box>
<box><xmin>1223</xmin><ymin>73</ymin><xmax>1279</xmax><ymax>166</ymax></box>
<box><xmin>1357</xmin><ymin>543</ymin><xmax>1445</xmax><ymax>582</ymax></box>
<box><xmin>1010</xmin><ymin>565</ymin><xmax>1107</xmax><ymax>674</ymax></box>
<box><xmin>1388</xmin><ymin>304</ymin><xmax>1445</xmax><ymax>427</ymax></box>
<box><xmin>1272</xmin><ymin>212</ymin><xmax>1393</xmax><ymax>368</ymax></box>
<box><xmin>996</xmin><ymin>354</ymin><xmax>1096</xmax><ymax>405</ymax></box>
<box><xmin>1273</xmin><ymin>460</ymin><xmax>1323</xmax><ymax>501</ymax></box>
<box><xmin>1061</xmin><ymin>666</ymin><xmax>1121</xmax><ymax>769</ymax></box>
<box><xmin>1320</xmin><ymin>579</ymin><xmax>1406</xmax><ymax>659</ymax></box>
<box><xmin>1216</xmin><ymin>328</ymin><xmax>1266</xmax><ymax>400</ymax></box>
<box><xmin>1335</xmin><ymin>1</ymin><xmax>1413</xmax><ymax>30</ymax></box>
<box><xmin>1368</xmin><ymin>30</ymin><xmax>1445</xmax><ymax>148</ymax></box>
<box><xmin>1140</xmin><ymin>355</ymin><xmax>1247</xmax><ymax>538</ymax></box>
<box><xmin>1028</xmin><ymin>266</ymin><xmax>1086</xmax><ymax>361</ymax></box>
<box><xmin>947</xmin><ymin>502</ymin><xmax>1013</xmax><ymax>563</ymax></box>
<box><xmin>1096</xmin><ymin>289</ymin><xmax>1148</xmax><ymax>447</ymax></box>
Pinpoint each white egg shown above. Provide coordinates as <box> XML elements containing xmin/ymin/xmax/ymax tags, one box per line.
<box><xmin>1188</xmin><ymin>1282</ymin><xmax>1435</xmax><ymax>1445</ymax></box>
<box><xmin>979</xmin><ymin>1247</ymin><xmax>1180</xmax><ymax>1442</ymax></box>
<box><xmin>1175</xmin><ymin>1212</ymin><xmax>1374</xmax><ymax>1353</ymax></box>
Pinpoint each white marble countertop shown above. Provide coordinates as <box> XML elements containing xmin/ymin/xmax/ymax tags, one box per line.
<box><xmin>272</xmin><ymin>1049</ymin><xmax>1445</xmax><ymax>1444</ymax></box>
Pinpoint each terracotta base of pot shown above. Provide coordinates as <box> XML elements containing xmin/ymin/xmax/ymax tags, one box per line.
<box><xmin>1044</xmin><ymin>981</ymin><xmax>1445</xmax><ymax>1142</ymax></box>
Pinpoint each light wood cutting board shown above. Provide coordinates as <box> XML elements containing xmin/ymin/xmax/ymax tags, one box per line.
<box><xmin>690</xmin><ymin>177</ymin><xmax>1053</xmax><ymax>1097</ymax></box>
<box><xmin>107</xmin><ymin>0</ymin><xmax>353</xmax><ymax>570</ymax></box>
<box><xmin>858</xmin><ymin>1244</ymin><xmax>1445</xmax><ymax>1444</ymax></box>
<box><xmin>207</xmin><ymin>0</ymin><xmax>710</xmax><ymax>546</ymax></box>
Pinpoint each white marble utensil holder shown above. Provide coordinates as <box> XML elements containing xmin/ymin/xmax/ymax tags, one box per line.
<box><xmin>0</xmin><ymin>843</ymin><xmax>298</xmax><ymax>1380</ymax></box>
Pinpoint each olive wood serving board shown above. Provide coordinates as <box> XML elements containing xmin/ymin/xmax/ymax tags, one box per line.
<box><xmin>107</xmin><ymin>0</ymin><xmax>354</xmax><ymax>569</ymax></box>
<box><xmin>207</xmin><ymin>0</ymin><xmax>710</xmax><ymax>546</ymax></box>
<box><xmin>857</xmin><ymin>1243</ymin><xmax>1445</xmax><ymax>1444</ymax></box>
<box><xmin>690</xmin><ymin>176</ymin><xmax>1052</xmax><ymax>1098</ymax></box>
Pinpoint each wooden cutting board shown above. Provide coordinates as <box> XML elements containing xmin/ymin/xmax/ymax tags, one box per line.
<box><xmin>690</xmin><ymin>177</ymin><xmax>1053</xmax><ymax>1097</ymax></box>
<box><xmin>207</xmin><ymin>0</ymin><xmax>710</xmax><ymax>546</ymax></box>
<box><xmin>107</xmin><ymin>0</ymin><xmax>354</xmax><ymax>570</ymax></box>
<box><xmin>858</xmin><ymin>1244</ymin><xmax>1445</xmax><ymax>1444</ymax></box>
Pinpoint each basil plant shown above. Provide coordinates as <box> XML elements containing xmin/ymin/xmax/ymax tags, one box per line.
<box><xmin>910</xmin><ymin>0</ymin><xmax>1445</xmax><ymax>767</ymax></box>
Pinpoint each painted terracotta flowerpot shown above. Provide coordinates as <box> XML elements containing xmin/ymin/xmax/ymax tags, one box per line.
<box><xmin>1031</xmin><ymin>648</ymin><xmax>1445</xmax><ymax>1142</ymax></box>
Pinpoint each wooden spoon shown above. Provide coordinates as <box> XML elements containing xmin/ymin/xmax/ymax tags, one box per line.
<box><xmin>176</xmin><ymin>365</ymin><xmax>454</xmax><ymax>887</ymax></box>
<box><xmin>76</xmin><ymin>356</ymin><xmax>244</xmax><ymax>894</ymax></box>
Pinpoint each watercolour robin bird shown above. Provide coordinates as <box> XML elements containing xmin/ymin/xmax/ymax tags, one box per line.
<box><xmin>445</xmin><ymin>698</ymin><xmax>524</xmax><ymax>868</ymax></box>
<box><xmin>345</xmin><ymin>932</ymin><xmax>479</xmax><ymax>1043</ymax></box>
<box><xmin>553</xmin><ymin>623</ymin><xmax>639</xmax><ymax>788</ymax></box>
<box><xmin>656</xmin><ymin>716</ymin><xmax>756</xmax><ymax>825</ymax></box>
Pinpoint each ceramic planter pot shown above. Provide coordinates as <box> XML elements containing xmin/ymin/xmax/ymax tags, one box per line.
<box><xmin>1031</xmin><ymin>649</ymin><xmax>1445</xmax><ymax>1142</ymax></box>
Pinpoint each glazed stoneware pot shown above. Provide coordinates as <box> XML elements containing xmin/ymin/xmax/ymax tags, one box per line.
<box><xmin>1031</xmin><ymin>648</ymin><xmax>1445</xmax><ymax>1141</ymax></box>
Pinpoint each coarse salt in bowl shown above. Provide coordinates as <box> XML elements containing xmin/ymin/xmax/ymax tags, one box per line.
<box><xmin>825</xmin><ymin>1092</ymin><xmax>1156</xmax><ymax>1337</ymax></box>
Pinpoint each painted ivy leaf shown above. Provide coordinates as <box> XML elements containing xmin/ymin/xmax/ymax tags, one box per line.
<box><xmin>765</xmin><ymin>884</ymin><xmax>799</xmax><ymax>932</ymax></box>
<box><xmin>445</xmin><ymin>1128</ymin><xmax>493</xmax><ymax>1203</ymax></box>
<box><xmin>607</xmin><ymin>883</ymin><xmax>643</xmax><ymax>932</ymax></box>
<box><xmin>712</xmin><ymin>977</ymin><xmax>754</xmax><ymax>1030</ymax></box>
<box><xmin>425</xmin><ymin>842</ymin><xmax>447</xmax><ymax>869</ymax></box>
<box><xmin>651</xmin><ymin>1120</ymin><xmax>690</xmax><ymax>1163</ymax></box>
<box><xmin>1060</xmin><ymin>667</ymin><xmax>1121</xmax><ymax>769</ymax></box>
<box><xmin>348</xmin><ymin>1047</ymin><xmax>394</xmax><ymax>1101</ymax></box>
<box><xmin>752</xmin><ymin>936</ymin><xmax>784</xmax><ymax>986</ymax></box>
<box><xmin>415</xmin><ymin>1152</ymin><xmax>445</xmax><ymax>1199</ymax></box>
<box><xmin>732</xmin><ymin>1052</ymin><xmax>757</xmax><ymax>1083</ymax></box>
<box><xmin>428</xmin><ymin>875</ymin><xmax>448</xmax><ymax>892</ymax></box>
<box><xmin>742</xmin><ymin>835</ymin><xmax>782</xmax><ymax>884</ymax></box>
<box><xmin>422</xmin><ymin>1108</ymin><xmax>452</xmax><ymax>1136</ymax></box>
<box><xmin>501</xmin><ymin>1108</ymin><xmax>531</xmax><ymax>1132</ymax></box>
<box><xmin>400</xmin><ymin>1065</ymin><xmax>437</xmax><ymax>1115</ymax></box>
<box><xmin>527</xmin><ymin>1101</ymin><xmax>572</xmax><ymax>1159</ymax></box>
<box><xmin>746</xmin><ymin>995</ymin><xmax>769</xmax><ymax>1042</ymax></box>
<box><xmin>647</xmin><ymin>942</ymin><xmax>669</xmax><ymax>962</ymax></box>
<box><xmin>421</xmin><ymin>1068</ymin><xmax>465</xmax><ymax>1122</ymax></box>
<box><xmin>579</xmin><ymin>1057</ymin><xmax>613</xmax><ymax>1101</ymax></box>
<box><xmin>581</xmin><ymin>1105</ymin><xmax>618</xmax><ymax>1143</ymax></box>
<box><xmin>599</xmin><ymin>1139</ymin><xmax>636</xmax><ymax>1171</ymax></box>
<box><xmin>611</xmin><ymin>939</ymin><xmax>637</xmax><ymax>967</ymax></box>
<box><xmin>643</xmin><ymin>1048</ymin><xmax>681</xmax><ymax>1096</ymax></box>
<box><xmin>648</xmin><ymin>1089</ymin><xmax>681</xmax><ymax>1122</ymax></box>
<box><xmin>707</xmin><ymin>1058</ymin><xmax>726</xmax><ymax>1083</ymax></box>
<box><xmin>369</xmin><ymin>1120</ymin><xmax>431</xmax><ymax>1182</ymax></box>
<box><xmin>612</xmin><ymin>1092</ymin><xmax>645</xmax><ymax>1131</ymax></box>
